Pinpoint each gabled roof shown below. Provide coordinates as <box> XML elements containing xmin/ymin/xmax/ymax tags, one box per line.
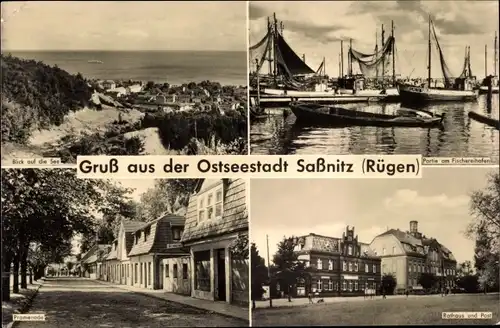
<box><xmin>122</xmin><ymin>220</ymin><xmax>144</xmax><ymax>232</ymax></box>
<box><xmin>105</xmin><ymin>239</ymin><xmax>118</xmax><ymax>260</ymax></box>
<box><xmin>128</xmin><ymin>213</ymin><xmax>187</xmax><ymax>257</ymax></box>
<box><xmin>82</xmin><ymin>244</ymin><xmax>110</xmax><ymax>264</ymax></box>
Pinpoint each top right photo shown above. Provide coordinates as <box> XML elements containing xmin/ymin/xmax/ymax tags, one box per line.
<box><xmin>249</xmin><ymin>0</ymin><xmax>499</xmax><ymax>162</ymax></box>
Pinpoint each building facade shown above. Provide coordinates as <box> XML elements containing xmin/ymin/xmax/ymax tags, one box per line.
<box><xmin>293</xmin><ymin>226</ymin><xmax>381</xmax><ymax>297</ymax></box>
<box><xmin>369</xmin><ymin>220</ymin><xmax>457</xmax><ymax>293</ymax></box>
<box><xmin>181</xmin><ymin>178</ymin><xmax>249</xmax><ymax>305</ymax></box>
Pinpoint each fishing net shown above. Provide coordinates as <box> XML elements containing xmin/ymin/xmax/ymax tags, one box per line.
<box><xmin>349</xmin><ymin>36</ymin><xmax>395</xmax><ymax>79</ymax></box>
<box><xmin>249</xmin><ymin>31</ymin><xmax>272</xmax><ymax>76</ymax></box>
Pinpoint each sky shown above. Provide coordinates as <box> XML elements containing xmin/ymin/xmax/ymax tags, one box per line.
<box><xmin>1</xmin><ymin>1</ymin><xmax>246</xmax><ymax>51</ymax></box>
<box><xmin>249</xmin><ymin>1</ymin><xmax>500</xmax><ymax>79</ymax></box>
<box><xmin>250</xmin><ymin>167</ymin><xmax>498</xmax><ymax>266</ymax></box>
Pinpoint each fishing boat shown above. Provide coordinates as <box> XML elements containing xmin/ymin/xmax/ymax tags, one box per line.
<box><xmin>398</xmin><ymin>16</ymin><xmax>478</xmax><ymax>104</ymax></box>
<box><xmin>479</xmin><ymin>32</ymin><xmax>499</xmax><ymax>94</ymax></box>
<box><xmin>289</xmin><ymin>102</ymin><xmax>444</xmax><ymax>128</ymax></box>
<box><xmin>468</xmin><ymin>111</ymin><xmax>500</xmax><ymax>130</ymax></box>
<box><xmin>88</xmin><ymin>60</ymin><xmax>103</xmax><ymax>64</ymax></box>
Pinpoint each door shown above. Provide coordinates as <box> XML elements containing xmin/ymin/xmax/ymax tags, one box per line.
<box><xmin>217</xmin><ymin>249</ymin><xmax>226</xmax><ymax>301</ymax></box>
<box><xmin>158</xmin><ymin>262</ymin><xmax>164</xmax><ymax>289</ymax></box>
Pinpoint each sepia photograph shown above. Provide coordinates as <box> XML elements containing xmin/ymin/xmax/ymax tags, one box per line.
<box><xmin>1</xmin><ymin>1</ymin><xmax>248</xmax><ymax>165</ymax></box>
<box><xmin>249</xmin><ymin>1</ymin><xmax>499</xmax><ymax>161</ymax></box>
<box><xmin>250</xmin><ymin>167</ymin><xmax>499</xmax><ymax>326</ymax></box>
<box><xmin>2</xmin><ymin>170</ymin><xmax>249</xmax><ymax>327</ymax></box>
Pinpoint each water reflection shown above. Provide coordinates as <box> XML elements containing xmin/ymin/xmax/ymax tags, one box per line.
<box><xmin>250</xmin><ymin>94</ymin><xmax>499</xmax><ymax>162</ymax></box>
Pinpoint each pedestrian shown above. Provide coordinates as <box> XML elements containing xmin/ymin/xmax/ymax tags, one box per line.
<box><xmin>382</xmin><ymin>290</ymin><xmax>386</xmax><ymax>299</ymax></box>
<box><xmin>405</xmin><ymin>289</ymin><xmax>409</xmax><ymax>298</ymax></box>
<box><xmin>308</xmin><ymin>291</ymin><xmax>314</xmax><ymax>304</ymax></box>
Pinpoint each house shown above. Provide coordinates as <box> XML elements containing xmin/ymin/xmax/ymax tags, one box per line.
<box><xmin>116</xmin><ymin>220</ymin><xmax>145</xmax><ymax>285</ymax></box>
<box><xmin>102</xmin><ymin>80</ymin><xmax>116</xmax><ymax>90</ymax></box>
<box><xmin>104</xmin><ymin>239</ymin><xmax>120</xmax><ymax>283</ymax></box>
<box><xmin>128</xmin><ymin>214</ymin><xmax>189</xmax><ymax>290</ymax></box>
<box><xmin>80</xmin><ymin>244</ymin><xmax>110</xmax><ymax>279</ymax></box>
<box><xmin>369</xmin><ymin>220</ymin><xmax>457</xmax><ymax>293</ymax></box>
<box><xmin>181</xmin><ymin>178</ymin><xmax>249</xmax><ymax>305</ymax></box>
<box><xmin>107</xmin><ymin>86</ymin><xmax>128</xmax><ymax>97</ymax></box>
<box><xmin>126</xmin><ymin>84</ymin><xmax>143</xmax><ymax>94</ymax></box>
<box><xmin>292</xmin><ymin>227</ymin><xmax>381</xmax><ymax>297</ymax></box>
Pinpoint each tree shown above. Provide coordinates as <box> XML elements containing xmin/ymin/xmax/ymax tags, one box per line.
<box><xmin>456</xmin><ymin>274</ymin><xmax>479</xmax><ymax>293</ymax></box>
<box><xmin>418</xmin><ymin>272</ymin><xmax>437</xmax><ymax>292</ymax></box>
<box><xmin>272</xmin><ymin>236</ymin><xmax>308</xmax><ymax>302</ymax></box>
<box><xmin>469</xmin><ymin>172</ymin><xmax>500</xmax><ymax>292</ymax></box>
<box><xmin>381</xmin><ymin>273</ymin><xmax>397</xmax><ymax>295</ymax></box>
<box><xmin>457</xmin><ymin>261</ymin><xmax>474</xmax><ymax>277</ymax></box>
<box><xmin>251</xmin><ymin>243</ymin><xmax>268</xmax><ymax>309</ymax></box>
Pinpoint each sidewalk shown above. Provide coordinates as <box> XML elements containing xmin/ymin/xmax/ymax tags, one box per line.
<box><xmin>255</xmin><ymin>292</ymin><xmax>500</xmax><ymax>309</ymax></box>
<box><xmin>1</xmin><ymin>278</ymin><xmax>45</xmax><ymax>328</ymax></box>
<box><xmin>93</xmin><ymin>279</ymin><xmax>249</xmax><ymax>321</ymax></box>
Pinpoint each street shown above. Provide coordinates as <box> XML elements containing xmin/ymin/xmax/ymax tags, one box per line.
<box><xmin>17</xmin><ymin>278</ymin><xmax>246</xmax><ymax>327</ymax></box>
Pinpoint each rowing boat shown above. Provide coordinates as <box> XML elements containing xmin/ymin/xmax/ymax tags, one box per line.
<box><xmin>289</xmin><ymin>102</ymin><xmax>444</xmax><ymax>128</ymax></box>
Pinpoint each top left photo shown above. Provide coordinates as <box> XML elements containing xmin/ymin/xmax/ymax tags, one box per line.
<box><xmin>1</xmin><ymin>1</ymin><xmax>249</xmax><ymax>164</ymax></box>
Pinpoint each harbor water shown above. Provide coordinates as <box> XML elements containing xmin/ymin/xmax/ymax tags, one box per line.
<box><xmin>250</xmin><ymin>94</ymin><xmax>499</xmax><ymax>163</ymax></box>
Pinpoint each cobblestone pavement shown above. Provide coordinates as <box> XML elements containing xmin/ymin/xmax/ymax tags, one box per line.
<box><xmin>17</xmin><ymin>278</ymin><xmax>246</xmax><ymax>328</ymax></box>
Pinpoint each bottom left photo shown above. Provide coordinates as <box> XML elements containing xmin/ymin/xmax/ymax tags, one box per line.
<box><xmin>1</xmin><ymin>169</ymin><xmax>250</xmax><ymax>327</ymax></box>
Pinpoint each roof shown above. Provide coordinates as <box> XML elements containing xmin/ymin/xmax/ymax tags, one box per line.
<box><xmin>181</xmin><ymin>179</ymin><xmax>248</xmax><ymax>243</ymax></box>
<box><xmin>297</xmin><ymin>233</ymin><xmax>340</xmax><ymax>253</ymax></box>
<box><xmin>122</xmin><ymin>220</ymin><xmax>144</xmax><ymax>232</ymax></box>
<box><xmin>82</xmin><ymin>244</ymin><xmax>110</xmax><ymax>264</ymax></box>
<box><xmin>128</xmin><ymin>213</ymin><xmax>187</xmax><ymax>257</ymax></box>
<box><xmin>105</xmin><ymin>239</ymin><xmax>118</xmax><ymax>260</ymax></box>
<box><xmin>359</xmin><ymin>242</ymin><xmax>377</xmax><ymax>258</ymax></box>
<box><xmin>375</xmin><ymin>229</ymin><xmax>456</xmax><ymax>261</ymax></box>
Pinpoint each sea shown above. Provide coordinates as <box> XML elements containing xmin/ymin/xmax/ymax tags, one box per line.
<box><xmin>250</xmin><ymin>94</ymin><xmax>500</xmax><ymax>163</ymax></box>
<box><xmin>4</xmin><ymin>50</ymin><xmax>247</xmax><ymax>86</ymax></box>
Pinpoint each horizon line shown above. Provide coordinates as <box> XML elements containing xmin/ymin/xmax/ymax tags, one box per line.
<box><xmin>1</xmin><ymin>49</ymin><xmax>246</xmax><ymax>53</ymax></box>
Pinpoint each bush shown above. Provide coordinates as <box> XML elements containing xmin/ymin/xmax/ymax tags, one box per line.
<box><xmin>141</xmin><ymin>110</ymin><xmax>247</xmax><ymax>152</ymax></box>
<box><xmin>1</xmin><ymin>54</ymin><xmax>94</xmax><ymax>142</ymax></box>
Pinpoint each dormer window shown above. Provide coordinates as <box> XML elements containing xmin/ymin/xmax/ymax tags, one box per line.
<box><xmin>144</xmin><ymin>227</ymin><xmax>151</xmax><ymax>241</ymax></box>
<box><xmin>172</xmin><ymin>228</ymin><xmax>182</xmax><ymax>241</ymax></box>
<box><xmin>348</xmin><ymin>245</ymin><xmax>353</xmax><ymax>256</ymax></box>
<box><xmin>328</xmin><ymin>260</ymin><xmax>333</xmax><ymax>270</ymax></box>
<box><xmin>317</xmin><ymin>258</ymin><xmax>322</xmax><ymax>270</ymax></box>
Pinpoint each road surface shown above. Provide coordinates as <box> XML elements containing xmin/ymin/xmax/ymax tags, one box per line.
<box><xmin>17</xmin><ymin>277</ymin><xmax>246</xmax><ymax>327</ymax></box>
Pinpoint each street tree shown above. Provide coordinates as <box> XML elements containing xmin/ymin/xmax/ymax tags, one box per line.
<box><xmin>418</xmin><ymin>272</ymin><xmax>437</xmax><ymax>292</ymax></box>
<box><xmin>272</xmin><ymin>236</ymin><xmax>308</xmax><ymax>302</ymax></box>
<box><xmin>251</xmin><ymin>243</ymin><xmax>268</xmax><ymax>309</ymax></box>
<box><xmin>469</xmin><ymin>172</ymin><xmax>500</xmax><ymax>292</ymax></box>
<box><xmin>381</xmin><ymin>273</ymin><xmax>397</xmax><ymax>295</ymax></box>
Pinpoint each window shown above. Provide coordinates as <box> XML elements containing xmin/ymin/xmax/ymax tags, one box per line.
<box><xmin>148</xmin><ymin>262</ymin><xmax>151</xmax><ymax>285</ymax></box>
<box><xmin>317</xmin><ymin>259</ymin><xmax>322</xmax><ymax>270</ymax></box>
<box><xmin>173</xmin><ymin>264</ymin><xmax>178</xmax><ymax>278</ymax></box>
<box><xmin>348</xmin><ymin>262</ymin><xmax>353</xmax><ymax>272</ymax></box>
<box><xmin>382</xmin><ymin>248</ymin><xmax>386</xmax><ymax>255</ymax></box>
<box><xmin>392</xmin><ymin>246</ymin><xmax>396</xmax><ymax>254</ymax></box>
<box><xmin>197</xmin><ymin>186</ymin><xmax>224</xmax><ymax>224</ymax></box>
<box><xmin>172</xmin><ymin>228</ymin><xmax>182</xmax><ymax>241</ymax></box>
<box><xmin>348</xmin><ymin>245</ymin><xmax>353</xmax><ymax>255</ymax></box>
<box><xmin>354</xmin><ymin>281</ymin><xmax>358</xmax><ymax>291</ymax></box>
<box><xmin>317</xmin><ymin>280</ymin><xmax>323</xmax><ymax>291</ymax></box>
<box><xmin>135</xmin><ymin>233</ymin><xmax>139</xmax><ymax>244</ymax></box>
<box><xmin>342</xmin><ymin>281</ymin><xmax>347</xmax><ymax>291</ymax></box>
<box><xmin>348</xmin><ymin>281</ymin><xmax>353</xmax><ymax>291</ymax></box>
<box><xmin>365</xmin><ymin>264</ymin><xmax>369</xmax><ymax>272</ymax></box>
<box><xmin>328</xmin><ymin>260</ymin><xmax>333</xmax><ymax>270</ymax></box>
<box><xmin>372</xmin><ymin>264</ymin><xmax>376</xmax><ymax>273</ymax></box>
<box><xmin>140</xmin><ymin>263</ymin><xmax>143</xmax><ymax>284</ymax></box>
<box><xmin>135</xmin><ymin>264</ymin><xmax>138</xmax><ymax>283</ymax></box>
<box><xmin>409</xmin><ymin>264</ymin><xmax>413</xmax><ymax>272</ymax></box>
<box><xmin>194</xmin><ymin>251</ymin><xmax>210</xmax><ymax>291</ymax></box>
<box><xmin>144</xmin><ymin>227</ymin><xmax>151</xmax><ymax>242</ymax></box>
<box><xmin>328</xmin><ymin>280</ymin><xmax>333</xmax><ymax>291</ymax></box>
<box><xmin>165</xmin><ymin>264</ymin><xmax>169</xmax><ymax>277</ymax></box>
<box><xmin>354</xmin><ymin>262</ymin><xmax>359</xmax><ymax>272</ymax></box>
<box><xmin>343</xmin><ymin>261</ymin><xmax>347</xmax><ymax>271</ymax></box>
<box><xmin>182</xmin><ymin>263</ymin><xmax>188</xmax><ymax>279</ymax></box>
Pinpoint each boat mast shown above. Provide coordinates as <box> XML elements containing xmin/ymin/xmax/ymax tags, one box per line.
<box><xmin>495</xmin><ymin>31</ymin><xmax>498</xmax><ymax>76</ymax></box>
<box><xmin>485</xmin><ymin>44</ymin><xmax>488</xmax><ymax>77</ymax></box>
<box><xmin>375</xmin><ymin>29</ymin><xmax>379</xmax><ymax>80</ymax></box>
<box><xmin>392</xmin><ymin>20</ymin><xmax>396</xmax><ymax>86</ymax></box>
<box><xmin>427</xmin><ymin>15</ymin><xmax>432</xmax><ymax>87</ymax></box>
<box><xmin>341</xmin><ymin>40</ymin><xmax>344</xmax><ymax>78</ymax></box>
<box><xmin>267</xmin><ymin>17</ymin><xmax>273</xmax><ymax>78</ymax></box>
<box><xmin>338</xmin><ymin>53</ymin><xmax>341</xmax><ymax>79</ymax></box>
<box><xmin>323</xmin><ymin>56</ymin><xmax>326</xmax><ymax>77</ymax></box>
<box><xmin>273</xmin><ymin>13</ymin><xmax>278</xmax><ymax>78</ymax></box>
<box><xmin>255</xmin><ymin>59</ymin><xmax>261</xmax><ymax>104</ymax></box>
<box><xmin>349</xmin><ymin>39</ymin><xmax>353</xmax><ymax>76</ymax></box>
<box><xmin>381</xmin><ymin>24</ymin><xmax>385</xmax><ymax>87</ymax></box>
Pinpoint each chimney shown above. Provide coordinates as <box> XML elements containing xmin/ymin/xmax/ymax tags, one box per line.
<box><xmin>410</xmin><ymin>220</ymin><xmax>418</xmax><ymax>234</ymax></box>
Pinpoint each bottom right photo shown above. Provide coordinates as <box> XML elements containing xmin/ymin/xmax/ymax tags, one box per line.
<box><xmin>250</xmin><ymin>166</ymin><xmax>499</xmax><ymax>326</ymax></box>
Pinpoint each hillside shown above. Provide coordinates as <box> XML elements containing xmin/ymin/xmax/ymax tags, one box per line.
<box><xmin>1</xmin><ymin>54</ymin><xmax>94</xmax><ymax>142</ymax></box>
